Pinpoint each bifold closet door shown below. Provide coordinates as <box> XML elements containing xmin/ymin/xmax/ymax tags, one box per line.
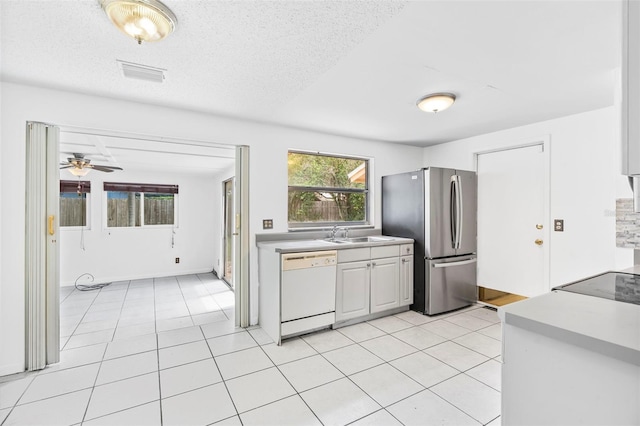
<box><xmin>25</xmin><ymin>121</ymin><xmax>60</xmax><ymax>370</ymax></box>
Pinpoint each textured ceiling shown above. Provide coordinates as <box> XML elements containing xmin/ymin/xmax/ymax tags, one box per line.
<box><xmin>1</xmin><ymin>0</ymin><xmax>622</xmax><ymax>155</ymax></box>
<box><xmin>58</xmin><ymin>128</ymin><xmax>236</xmax><ymax>176</ymax></box>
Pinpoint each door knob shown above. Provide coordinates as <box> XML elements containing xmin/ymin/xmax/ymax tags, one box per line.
<box><xmin>535</xmin><ymin>239</ymin><xmax>543</xmax><ymax>246</ymax></box>
<box><xmin>536</xmin><ymin>224</ymin><xmax>543</xmax><ymax>230</ymax></box>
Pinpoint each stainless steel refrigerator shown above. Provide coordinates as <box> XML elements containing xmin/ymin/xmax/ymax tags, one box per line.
<box><xmin>382</xmin><ymin>167</ymin><xmax>477</xmax><ymax>315</ymax></box>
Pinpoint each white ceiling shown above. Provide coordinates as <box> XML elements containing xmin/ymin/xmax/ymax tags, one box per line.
<box><xmin>58</xmin><ymin>127</ymin><xmax>236</xmax><ymax>175</ymax></box>
<box><xmin>1</xmin><ymin>0</ymin><xmax>622</xmax><ymax>170</ymax></box>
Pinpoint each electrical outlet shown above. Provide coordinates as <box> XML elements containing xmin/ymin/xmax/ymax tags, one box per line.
<box><xmin>554</xmin><ymin>219</ymin><xmax>564</xmax><ymax>232</ymax></box>
<box><xmin>175</xmin><ymin>257</ymin><xmax>180</xmax><ymax>264</ymax></box>
<box><xmin>263</xmin><ymin>219</ymin><xmax>273</xmax><ymax>229</ymax></box>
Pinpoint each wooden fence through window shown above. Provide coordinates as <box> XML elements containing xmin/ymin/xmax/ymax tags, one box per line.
<box><xmin>60</xmin><ymin>198</ymin><xmax>175</xmax><ymax>227</ymax></box>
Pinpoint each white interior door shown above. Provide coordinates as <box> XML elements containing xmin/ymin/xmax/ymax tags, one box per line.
<box><xmin>477</xmin><ymin>144</ymin><xmax>548</xmax><ymax>297</ymax></box>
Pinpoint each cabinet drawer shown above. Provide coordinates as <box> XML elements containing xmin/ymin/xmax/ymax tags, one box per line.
<box><xmin>371</xmin><ymin>245</ymin><xmax>399</xmax><ymax>259</ymax></box>
<box><xmin>338</xmin><ymin>247</ymin><xmax>371</xmax><ymax>263</ymax></box>
<box><xmin>400</xmin><ymin>244</ymin><xmax>414</xmax><ymax>256</ymax></box>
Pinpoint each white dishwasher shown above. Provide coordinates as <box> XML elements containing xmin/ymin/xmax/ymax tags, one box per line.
<box><xmin>280</xmin><ymin>250</ymin><xmax>337</xmax><ymax>337</ymax></box>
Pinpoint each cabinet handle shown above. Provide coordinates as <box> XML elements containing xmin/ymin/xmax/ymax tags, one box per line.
<box><xmin>372</xmin><ymin>262</ymin><xmax>376</xmax><ymax>267</ymax></box>
<box><xmin>366</xmin><ymin>263</ymin><xmax>371</xmax><ymax>268</ymax></box>
<box><xmin>401</xmin><ymin>258</ymin><xmax>406</xmax><ymax>263</ymax></box>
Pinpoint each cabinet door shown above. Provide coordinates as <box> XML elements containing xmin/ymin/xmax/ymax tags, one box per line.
<box><xmin>370</xmin><ymin>257</ymin><xmax>400</xmax><ymax>314</ymax></box>
<box><xmin>400</xmin><ymin>255</ymin><xmax>414</xmax><ymax>306</ymax></box>
<box><xmin>336</xmin><ymin>261</ymin><xmax>370</xmax><ymax>322</ymax></box>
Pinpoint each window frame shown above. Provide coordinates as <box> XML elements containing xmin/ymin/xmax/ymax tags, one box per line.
<box><xmin>287</xmin><ymin>150</ymin><xmax>370</xmax><ymax>229</ymax></box>
<box><xmin>59</xmin><ymin>180</ymin><xmax>91</xmax><ymax>230</ymax></box>
<box><xmin>103</xmin><ymin>182</ymin><xmax>179</xmax><ymax>229</ymax></box>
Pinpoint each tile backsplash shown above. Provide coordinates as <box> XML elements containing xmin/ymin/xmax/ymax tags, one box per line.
<box><xmin>616</xmin><ymin>198</ymin><xmax>640</xmax><ymax>248</ymax></box>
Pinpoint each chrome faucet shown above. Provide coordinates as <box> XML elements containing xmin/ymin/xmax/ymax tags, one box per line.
<box><xmin>328</xmin><ymin>225</ymin><xmax>339</xmax><ymax>241</ymax></box>
<box><xmin>328</xmin><ymin>225</ymin><xmax>349</xmax><ymax>241</ymax></box>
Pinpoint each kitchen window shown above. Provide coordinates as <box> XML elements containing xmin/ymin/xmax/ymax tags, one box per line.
<box><xmin>104</xmin><ymin>182</ymin><xmax>178</xmax><ymax>227</ymax></box>
<box><xmin>288</xmin><ymin>151</ymin><xmax>369</xmax><ymax>228</ymax></box>
<box><xmin>60</xmin><ymin>180</ymin><xmax>90</xmax><ymax>228</ymax></box>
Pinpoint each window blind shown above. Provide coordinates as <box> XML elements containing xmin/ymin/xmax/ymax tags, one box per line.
<box><xmin>103</xmin><ymin>182</ymin><xmax>178</xmax><ymax>194</ymax></box>
<box><xmin>60</xmin><ymin>180</ymin><xmax>91</xmax><ymax>193</ymax></box>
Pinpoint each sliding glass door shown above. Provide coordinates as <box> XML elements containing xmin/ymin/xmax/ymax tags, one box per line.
<box><xmin>223</xmin><ymin>178</ymin><xmax>234</xmax><ymax>288</ymax></box>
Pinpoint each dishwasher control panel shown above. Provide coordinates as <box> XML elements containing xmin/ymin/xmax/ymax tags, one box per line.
<box><xmin>310</xmin><ymin>257</ymin><xmax>336</xmax><ymax>267</ymax></box>
<box><xmin>282</xmin><ymin>251</ymin><xmax>337</xmax><ymax>271</ymax></box>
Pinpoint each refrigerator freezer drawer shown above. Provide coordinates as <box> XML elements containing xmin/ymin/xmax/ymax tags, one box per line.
<box><xmin>426</xmin><ymin>255</ymin><xmax>477</xmax><ymax>315</ymax></box>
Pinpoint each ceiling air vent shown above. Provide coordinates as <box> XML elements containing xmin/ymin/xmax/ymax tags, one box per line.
<box><xmin>117</xmin><ymin>60</ymin><xmax>166</xmax><ymax>83</ymax></box>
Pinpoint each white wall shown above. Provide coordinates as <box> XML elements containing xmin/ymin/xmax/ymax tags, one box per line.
<box><xmin>59</xmin><ymin>169</ymin><xmax>217</xmax><ymax>286</ymax></box>
<box><xmin>0</xmin><ymin>82</ymin><xmax>423</xmax><ymax>375</ymax></box>
<box><xmin>423</xmin><ymin>106</ymin><xmax>634</xmax><ymax>289</ymax></box>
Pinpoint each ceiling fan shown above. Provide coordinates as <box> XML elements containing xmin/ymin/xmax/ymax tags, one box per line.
<box><xmin>60</xmin><ymin>153</ymin><xmax>123</xmax><ymax>177</ymax></box>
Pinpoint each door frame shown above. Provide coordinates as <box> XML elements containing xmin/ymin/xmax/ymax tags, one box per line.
<box><xmin>25</xmin><ymin>124</ymin><xmax>251</xmax><ymax>369</ymax></box>
<box><xmin>473</xmin><ymin>136</ymin><xmax>551</xmax><ymax>293</ymax></box>
<box><xmin>234</xmin><ymin>145</ymin><xmax>250</xmax><ymax>328</ymax></box>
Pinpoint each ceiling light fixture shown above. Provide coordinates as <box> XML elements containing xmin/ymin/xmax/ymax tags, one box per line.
<box><xmin>68</xmin><ymin>167</ymin><xmax>91</xmax><ymax>177</ymax></box>
<box><xmin>417</xmin><ymin>93</ymin><xmax>456</xmax><ymax>113</ymax></box>
<box><xmin>101</xmin><ymin>0</ymin><xmax>177</xmax><ymax>45</ymax></box>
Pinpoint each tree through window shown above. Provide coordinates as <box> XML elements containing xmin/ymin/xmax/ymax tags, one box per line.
<box><xmin>288</xmin><ymin>151</ymin><xmax>369</xmax><ymax>227</ymax></box>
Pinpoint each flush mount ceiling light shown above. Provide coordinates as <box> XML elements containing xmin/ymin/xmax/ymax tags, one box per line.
<box><xmin>101</xmin><ymin>0</ymin><xmax>177</xmax><ymax>45</ymax></box>
<box><xmin>417</xmin><ymin>93</ymin><xmax>456</xmax><ymax>113</ymax></box>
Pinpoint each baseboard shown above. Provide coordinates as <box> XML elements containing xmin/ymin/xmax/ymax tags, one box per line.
<box><xmin>0</xmin><ymin>362</ymin><xmax>26</xmax><ymax>378</ymax></box>
<box><xmin>60</xmin><ymin>268</ymin><xmax>215</xmax><ymax>287</ymax></box>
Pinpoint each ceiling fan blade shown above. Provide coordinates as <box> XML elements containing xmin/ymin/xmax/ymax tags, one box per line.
<box><xmin>90</xmin><ymin>165</ymin><xmax>123</xmax><ymax>172</ymax></box>
<box><xmin>60</xmin><ymin>165</ymin><xmax>73</xmax><ymax>169</ymax></box>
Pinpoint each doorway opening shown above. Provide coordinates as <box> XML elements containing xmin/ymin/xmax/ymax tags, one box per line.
<box><xmin>26</xmin><ymin>123</ymin><xmax>250</xmax><ymax>368</ymax></box>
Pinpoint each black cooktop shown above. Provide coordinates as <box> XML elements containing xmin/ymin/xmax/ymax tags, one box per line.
<box><xmin>554</xmin><ymin>272</ymin><xmax>640</xmax><ymax>306</ymax></box>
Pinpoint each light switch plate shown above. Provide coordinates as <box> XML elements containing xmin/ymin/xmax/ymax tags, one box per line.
<box><xmin>554</xmin><ymin>219</ymin><xmax>564</xmax><ymax>232</ymax></box>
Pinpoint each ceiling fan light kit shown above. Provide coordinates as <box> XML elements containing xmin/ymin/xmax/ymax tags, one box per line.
<box><xmin>68</xmin><ymin>167</ymin><xmax>91</xmax><ymax>177</ymax></box>
<box><xmin>417</xmin><ymin>93</ymin><xmax>456</xmax><ymax>113</ymax></box>
<box><xmin>100</xmin><ymin>0</ymin><xmax>177</xmax><ymax>45</ymax></box>
<box><xmin>60</xmin><ymin>153</ymin><xmax>123</xmax><ymax>177</ymax></box>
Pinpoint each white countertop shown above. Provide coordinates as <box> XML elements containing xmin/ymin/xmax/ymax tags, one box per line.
<box><xmin>500</xmin><ymin>290</ymin><xmax>640</xmax><ymax>366</ymax></box>
<box><xmin>621</xmin><ymin>265</ymin><xmax>640</xmax><ymax>275</ymax></box>
<box><xmin>257</xmin><ymin>236</ymin><xmax>414</xmax><ymax>253</ymax></box>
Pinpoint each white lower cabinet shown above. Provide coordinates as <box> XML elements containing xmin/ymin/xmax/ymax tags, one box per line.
<box><xmin>336</xmin><ymin>261</ymin><xmax>370</xmax><ymax>321</ymax></box>
<box><xmin>370</xmin><ymin>257</ymin><xmax>400</xmax><ymax>313</ymax></box>
<box><xmin>336</xmin><ymin>244</ymin><xmax>413</xmax><ymax>322</ymax></box>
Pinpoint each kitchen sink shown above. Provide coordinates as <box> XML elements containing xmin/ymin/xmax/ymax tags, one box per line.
<box><xmin>321</xmin><ymin>236</ymin><xmax>394</xmax><ymax>244</ymax></box>
<box><xmin>345</xmin><ymin>236</ymin><xmax>393</xmax><ymax>243</ymax></box>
